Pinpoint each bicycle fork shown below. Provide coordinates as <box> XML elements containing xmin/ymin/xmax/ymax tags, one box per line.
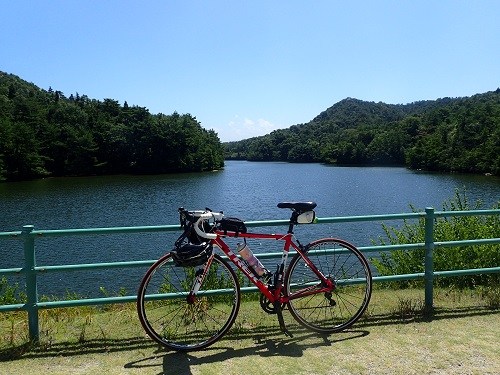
<box><xmin>186</xmin><ymin>256</ymin><xmax>215</xmax><ymax>304</ymax></box>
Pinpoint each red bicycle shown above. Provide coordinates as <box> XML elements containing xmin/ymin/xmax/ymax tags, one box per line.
<box><xmin>137</xmin><ymin>202</ymin><xmax>372</xmax><ymax>351</ymax></box>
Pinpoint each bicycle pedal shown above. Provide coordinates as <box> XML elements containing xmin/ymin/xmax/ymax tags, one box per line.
<box><xmin>325</xmin><ymin>292</ymin><xmax>336</xmax><ymax>307</ymax></box>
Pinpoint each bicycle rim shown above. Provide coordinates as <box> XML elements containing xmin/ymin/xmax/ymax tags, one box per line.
<box><xmin>285</xmin><ymin>238</ymin><xmax>372</xmax><ymax>333</ymax></box>
<box><xmin>137</xmin><ymin>253</ymin><xmax>241</xmax><ymax>351</ymax></box>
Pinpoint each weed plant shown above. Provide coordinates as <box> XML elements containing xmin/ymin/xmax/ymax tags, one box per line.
<box><xmin>0</xmin><ymin>277</ymin><xmax>25</xmax><ymax>305</ymax></box>
<box><xmin>1</xmin><ymin>286</ymin><xmax>498</xmax><ymax>361</ymax></box>
<box><xmin>372</xmin><ymin>189</ymin><xmax>500</xmax><ymax>290</ymax></box>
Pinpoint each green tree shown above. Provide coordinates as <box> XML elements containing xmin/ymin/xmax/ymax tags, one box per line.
<box><xmin>0</xmin><ymin>71</ymin><xmax>225</xmax><ymax>180</ymax></box>
<box><xmin>224</xmin><ymin>89</ymin><xmax>500</xmax><ymax>175</ymax></box>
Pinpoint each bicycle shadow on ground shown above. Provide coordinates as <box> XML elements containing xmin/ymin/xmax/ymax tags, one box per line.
<box><xmin>123</xmin><ymin>327</ymin><xmax>369</xmax><ymax>375</ymax></box>
<box><xmin>1</xmin><ymin>305</ymin><xmax>496</xmax><ymax>364</ymax></box>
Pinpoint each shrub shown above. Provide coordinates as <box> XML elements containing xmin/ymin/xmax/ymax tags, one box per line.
<box><xmin>373</xmin><ymin>189</ymin><xmax>500</xmax><ymax>289</ymax></box>
<box><xmin>0</xmin><ymin>277</ymin><xmax>26</xmax><ymax>306</ymax></box>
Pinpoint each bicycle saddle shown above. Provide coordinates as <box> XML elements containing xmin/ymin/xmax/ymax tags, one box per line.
<box><xmin>277</xmin><ymin>201</ymin><xmax>317</xmax><ymax>212</ymax></box>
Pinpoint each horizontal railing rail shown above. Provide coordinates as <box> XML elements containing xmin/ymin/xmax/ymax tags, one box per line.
<box><xmin>1</xmin><ymin>208</ymin><xmax>499</xmax><ymax>343</ymax></box>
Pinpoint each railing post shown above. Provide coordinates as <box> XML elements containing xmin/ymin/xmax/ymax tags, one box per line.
<box><xmin>22</xmin><ymin>225</ymin><xmax>39</xmax><ymax>343</ymax></box>
<box><xmin>424</xmin><ymin>207</ymin><xmax>435</xmax><ymax>313</ymax></box>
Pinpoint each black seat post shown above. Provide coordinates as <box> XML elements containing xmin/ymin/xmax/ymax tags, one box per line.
<box><xmin>287</xmin><ymin>211</ymin><xmax>299</xmax><ymax>234</ymax></box>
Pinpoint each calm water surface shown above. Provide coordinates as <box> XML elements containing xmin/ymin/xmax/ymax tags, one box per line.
<box><xmin>1</xmin><ymin>161</ymin><xmax>499</xmax><ymax>297</ymax></box>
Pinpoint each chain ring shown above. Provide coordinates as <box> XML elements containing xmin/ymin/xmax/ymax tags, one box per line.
<box><xmin>259</xmin><ymin>293</ymin><xmax>277</xmax><ymax>314</ymax></box>
<box><xmin>259</xmin><ymin>292</ymin><xmax>286</xmax><ymax>314</ymax></box>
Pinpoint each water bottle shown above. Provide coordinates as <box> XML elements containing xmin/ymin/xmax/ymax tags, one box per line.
<box><xmin>237</xmin><ymin>242</ymin><xmax>268</xmax><ymax>277</ymax></box>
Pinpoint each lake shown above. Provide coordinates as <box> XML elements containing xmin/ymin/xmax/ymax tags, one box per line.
<box><xmin>1</xmin><ymin>161</ymin><xmax>499</xmax><ymax>298</ymax></box>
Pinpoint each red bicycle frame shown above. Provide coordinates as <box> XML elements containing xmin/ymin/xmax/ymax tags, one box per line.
<box><xmin>209</xmin><ymin>229</ymin><xmax>335</xmax><ymax>304</ymax></box>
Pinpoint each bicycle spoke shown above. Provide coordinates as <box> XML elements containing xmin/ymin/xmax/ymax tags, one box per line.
<box><xmin>286</xmin><ymin>239</ymin><xmax>372</xmax><ymax>333</ymax></box>
<box><xmin>137</xmin><ymin>254</ymin><xmax>240</xmax><ymax>351</ymax></box>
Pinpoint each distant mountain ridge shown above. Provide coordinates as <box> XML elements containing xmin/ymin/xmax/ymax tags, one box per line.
<box><xmin>225</xmin><ymin>89</ymin><xmax>500</xmax><ymax>175</ymax></box>
<box><xmin>311</xmin><ymin>97</ymin><xmax>406</xmax><ymax>125</ymax></box>
<box><xmin>1</xmin><ymin>70</ymin><xmax>498</xmax><ymax>179</ymax></box>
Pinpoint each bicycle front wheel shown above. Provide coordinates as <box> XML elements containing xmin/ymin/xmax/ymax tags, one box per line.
<box><xmin>137</xmin><ymin>253</ymin><xmax>241</xmax><ymax>351</ymax></box>
<box><xmin>285</xmin><ymin>238</ymin><xmax>372</xmax><ymax>333</ymax></box>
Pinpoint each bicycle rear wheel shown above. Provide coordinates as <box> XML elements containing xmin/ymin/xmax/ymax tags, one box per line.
<box><xmin>285</xmin><ymin>238</ymin><xmax>372</xmax><ymax>333</ymax></box>
<box><xmin>137</xmin><ymin>253</ymin><xmax>240</xmax><ymax>351</ymax></box>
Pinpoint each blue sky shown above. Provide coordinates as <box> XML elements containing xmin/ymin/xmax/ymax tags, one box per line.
<box><xmin>1</xmin><ymin>1</ymin><xmax>499</xmax><ymax>142</ymax></box>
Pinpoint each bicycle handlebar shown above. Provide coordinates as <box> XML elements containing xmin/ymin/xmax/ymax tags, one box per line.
<box><xmin>193</xmin><ymin>211</ymin><xmax>223</xmax><ymax>240</ymax></box>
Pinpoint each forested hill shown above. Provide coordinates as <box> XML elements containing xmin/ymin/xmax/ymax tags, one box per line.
<box><xmin>0</xmin><ymin>71</ymin><xmax>224</xmax><ymax>181</ymax></box>
<box><xmin>225</xmin><ymin>90</ymin><xmax>500</xmax><ymax>175</ymax></box>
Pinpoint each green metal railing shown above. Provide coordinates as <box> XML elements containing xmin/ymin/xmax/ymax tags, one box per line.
<box><xmin>1</xmin><ymin>207</ymin><xmax>499</xmax><ymax>343</ymax></box>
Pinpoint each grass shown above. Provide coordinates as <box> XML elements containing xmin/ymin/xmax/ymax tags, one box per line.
<box><xmin>1</xmin><ymin>288</ymin><xmax>499</xmax><ymax>375</ymax></box>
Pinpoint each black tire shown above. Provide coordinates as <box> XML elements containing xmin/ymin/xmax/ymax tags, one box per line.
<box><xmin>137</xmin><ymin>253</ymin><xmax>240</xmax><ymax>351</ymax></box>
<box><xmin>285</xmin><ymin>238</ymin><xmax>372</xmax><ymax>333</ymax></box>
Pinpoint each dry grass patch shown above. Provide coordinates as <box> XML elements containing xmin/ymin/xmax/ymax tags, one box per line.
<box><xmin>1</xmin><ymin>288</ymin><xmax>499</xmax><ymax>374</ymax></box>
